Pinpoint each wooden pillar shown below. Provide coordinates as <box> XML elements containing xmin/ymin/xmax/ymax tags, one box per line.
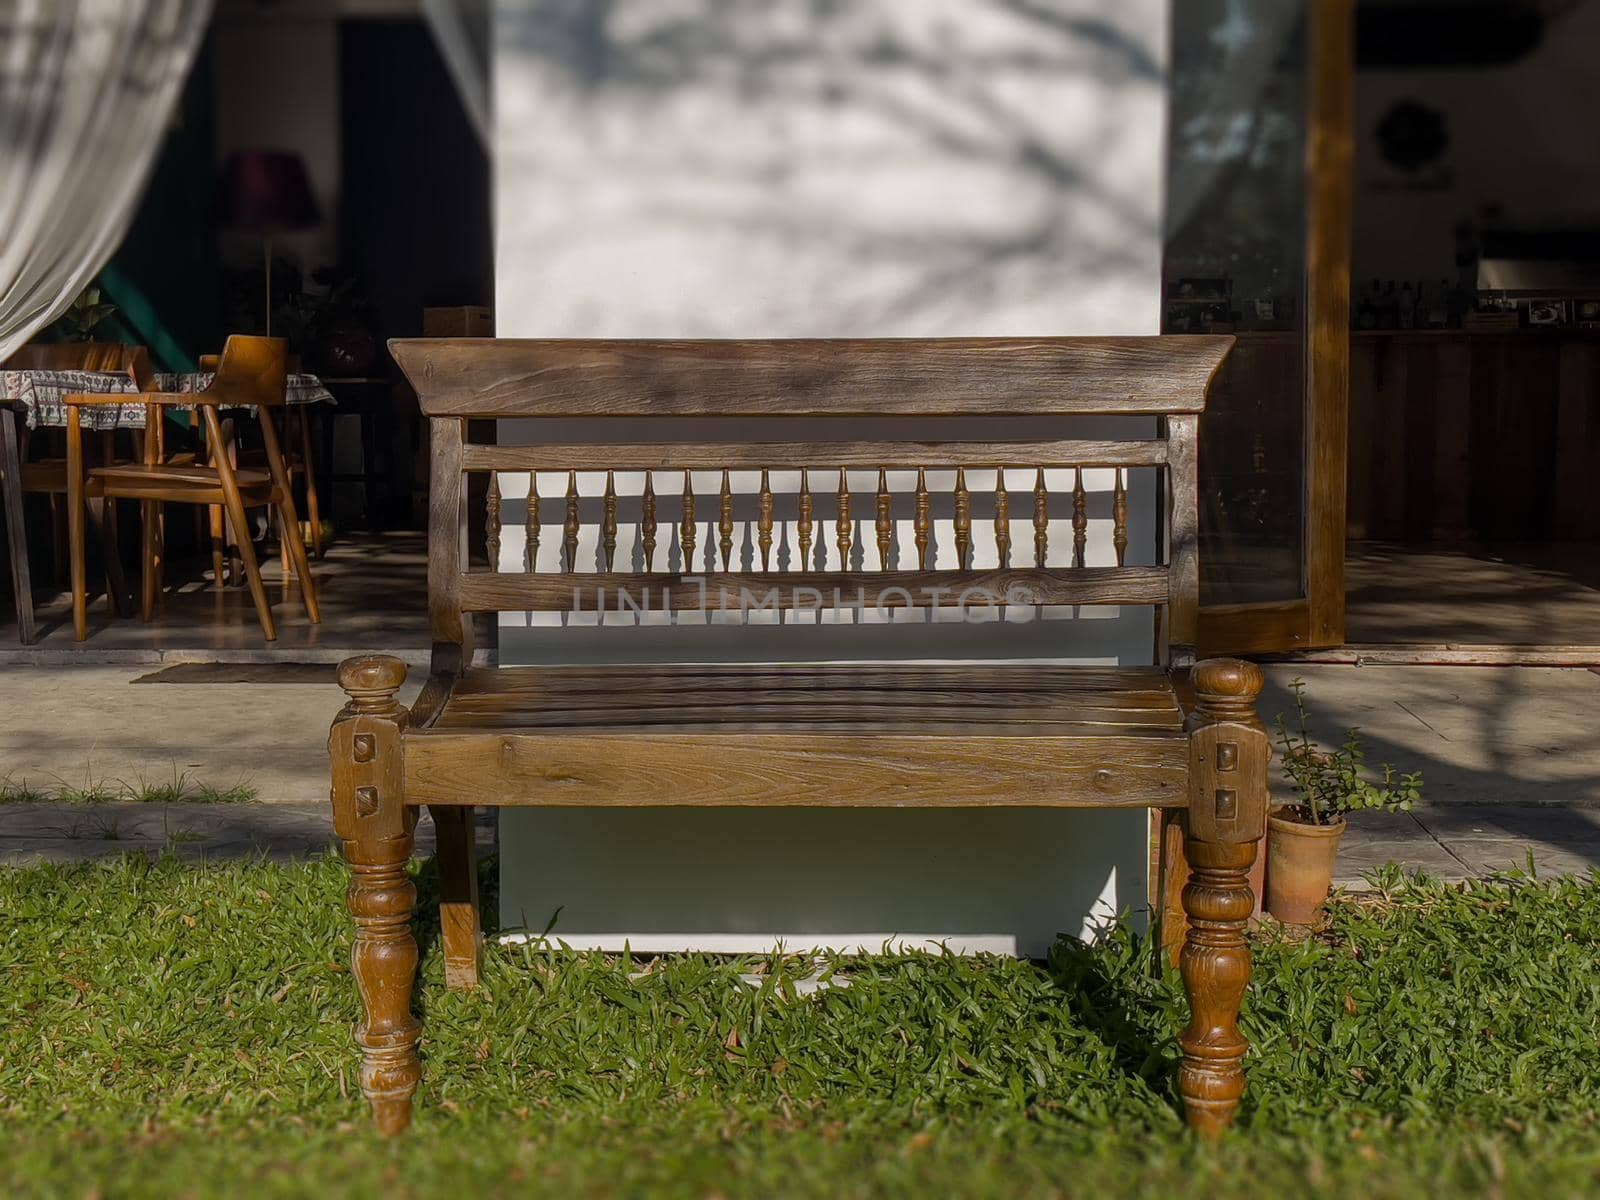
<box><xmin>1177</xmin><ymin>658</ymin><xmax>1269</xmax><ymax>1137</ymax></box>
<box><xmin>330</xmin><ymin>654</ymin><xmax>420</xmax><ymax>1135</ymax></box>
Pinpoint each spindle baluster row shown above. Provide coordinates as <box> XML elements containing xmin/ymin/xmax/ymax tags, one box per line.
<box><xmin>484</xmin><ymin>466</ymin><xmax>1149</xmax><ymax>574</ymax></box>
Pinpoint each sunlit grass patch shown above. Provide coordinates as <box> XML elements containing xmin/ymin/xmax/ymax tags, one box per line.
<box><xmin>1</xmin><ymin>854</ymin><xmax>1597</xmax><ymax>1198</ymax></box>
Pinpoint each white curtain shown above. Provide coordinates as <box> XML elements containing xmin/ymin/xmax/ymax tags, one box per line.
<box><xmin>422</xmin><ymin>0</ymin><xmax>489</xmax><ymax>145</ymax></box>
<box><xmin>0</xmin><ymin>0</ymin><xmax>213</xmax><ymax>363</ymax></box>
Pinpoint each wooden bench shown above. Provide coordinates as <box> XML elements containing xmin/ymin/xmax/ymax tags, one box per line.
<box><xmin>330</xmin><ymin>335</ymin><xmax>1266</xmax><ymax>1138</ymax></box>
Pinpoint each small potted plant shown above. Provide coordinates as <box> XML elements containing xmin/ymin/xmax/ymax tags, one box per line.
<box><xmin>1266</xmin><ymin>678</ymin><xmax>1422</xmax><ymax>925</ymax></box>
<box><xmin>54</xmin><ymin>285</ymin><xmax>118</xmax><ymax>342</ymax></box>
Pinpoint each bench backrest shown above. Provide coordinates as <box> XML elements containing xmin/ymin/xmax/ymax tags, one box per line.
<box><xmin>390</xmin><ymin>336</ymin><xmax>1233</xmax><ymax>674</ymax></box>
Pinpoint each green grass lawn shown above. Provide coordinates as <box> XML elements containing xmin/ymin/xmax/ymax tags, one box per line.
<box><xmin>2</xmin><ymin>852</ymin><xmax>1598</xmax><ymax>1199</ymax></box>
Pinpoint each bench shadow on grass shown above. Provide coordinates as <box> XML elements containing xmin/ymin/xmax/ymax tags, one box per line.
<box><xmin>406</xmin><ymin>843</ymin><xmax>1178</xmax><ymax>1110</ymax></box>
<box><xmin>1045</xmin><ymin>933</ymin><xmax>1178</xmax><ymax>1104</ymax></box>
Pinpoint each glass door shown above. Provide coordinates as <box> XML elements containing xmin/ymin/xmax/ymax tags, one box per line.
<box><xmin>1164</xmin><ymin>0</ymin><xmax>1353</xmax><ymax>653</ymax></box>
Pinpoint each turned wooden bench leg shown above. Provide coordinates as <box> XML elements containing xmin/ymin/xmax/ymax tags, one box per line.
<box><xmin>331</xmin><ymin>654</ymin><xmax>421</xmax><ymax>1135</ymax></box>
<box><xmin>431</xmin><ymin>804</ymin><xmax>483</xmax><ymax>990</ymax></box>
<box><xmin>1177</xmin><ymin>658</ymin><xmax>1270</xmax><ymax>1138</ymax></box>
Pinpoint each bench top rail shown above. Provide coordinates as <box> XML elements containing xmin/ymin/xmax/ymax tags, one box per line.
<box><xmin>391</xmin><ymin>336</ymin><xmax>1234</xmax><ymax>419</ymax></box>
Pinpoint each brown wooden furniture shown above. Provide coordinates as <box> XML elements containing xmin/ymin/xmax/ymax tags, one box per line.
<box><xmin>331</xmin><ymin>335</ymin><xmax>1268</xmax><ymax>1138</ymax></box>
<box><xmin>1</xmin><ymin>342</ymin><xmax>150</xmax><ymax>642</ymax></box>
<box><xmin>196</xmin><ymin>349</ymin><xmax>326</xmax><ymax>573</ymax></box>
<box><xmin>65</xmin><ymin>335</ymin><xmax>321</xmax><ymax>641</ymax></box>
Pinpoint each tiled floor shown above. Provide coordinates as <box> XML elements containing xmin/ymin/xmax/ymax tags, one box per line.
<box><xmin>0</xmin><ymin>532</ymin><xmax>443</xmax><ymax>663</ymax></box>
<box><xmin>1347</xmin><ymin>540</ymin><xmax>1600</xmax><ymax>645</ymax></box>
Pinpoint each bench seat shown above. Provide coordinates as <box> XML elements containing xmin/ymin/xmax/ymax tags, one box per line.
<box><xmin>405</xmin><ymin>663</ymin><xmax>1193</xmax><ymax>809</ymax></box>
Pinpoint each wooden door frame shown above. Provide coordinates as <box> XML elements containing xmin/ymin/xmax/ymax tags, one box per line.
<box><xmin>1199</xmin><ymin>0</ymin><xmax>1354</xmax><ymax>656</ymax></box>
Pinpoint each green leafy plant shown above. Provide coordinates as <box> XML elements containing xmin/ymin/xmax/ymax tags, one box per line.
<box><xmin>1274</xmin><ymin>677</ymin><xmax>1422</xmax><ymax>826</ymax></box>
<box><xmin>54</xmin><ymin>285</ymin><xmax>118</xmax><ymax>341</ymax></box>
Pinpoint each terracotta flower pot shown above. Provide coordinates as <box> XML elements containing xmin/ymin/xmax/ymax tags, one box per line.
<box><xmin>1264</xmin><ymin>811</ymin><xmax>1346</xmax><ymax>926</ymax></box>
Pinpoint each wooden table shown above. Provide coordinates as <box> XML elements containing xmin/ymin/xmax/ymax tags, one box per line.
<box><xmin>0</xmin><ymin>369</ymin><xmax>140</xmax><ymax>642</ymax></box>
<box><xmin>0</xmin><ymin>369</ymin><xmax>334</xmax><ymax>643</ymax></box>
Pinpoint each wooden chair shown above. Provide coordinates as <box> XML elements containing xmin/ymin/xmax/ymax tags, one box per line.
<box><xmin>65</xmin><ymin>335</ymin><xmax>321</xmax><ymax>641</ymax></box>
<box><xmin>330</xmin><ymin>335</ymin><xmax>1269</xmax><ymax>1139</ymax></box>
<box><xmin>1</xmin><ymin>342</ymin><xmax>148</xmax><ymax>641</ymax></box>
<box><xmin>197</xmin><ymin>350</ymin><xmax>326</xmax><ymax>563</ymax></box>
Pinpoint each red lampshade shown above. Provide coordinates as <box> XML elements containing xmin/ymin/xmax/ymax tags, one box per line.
<box><xmin>219</xmin><ymin>150</ymin><xmax>320</xmax><ymax>234</ymax></box>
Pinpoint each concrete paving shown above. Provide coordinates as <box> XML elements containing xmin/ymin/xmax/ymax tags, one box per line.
<box><xmin>1</xmin><ymin>661</ymin><xmax>1596</xmax><ymax>883</ymax></box>
<box><xmin>0</xmin><ymin>662</ymin><xmax>423</xmax><ymax>807</ymax></box>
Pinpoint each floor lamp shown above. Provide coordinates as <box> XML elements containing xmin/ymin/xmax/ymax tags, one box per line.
<box><xmin>219</xmin><ymin>150</ymin><xmax>320</xmax><ymax>336</ymax></box>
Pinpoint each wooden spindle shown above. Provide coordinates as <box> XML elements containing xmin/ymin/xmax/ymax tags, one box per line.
<box><xmin>523</xmin><ymin>472</ymin><xmax>539</xmax><ymax>572</ymax></box>
<box><xmin>641</xmin><ymin>471</ymin><xmax>657</xmax><ymax>571</ymax></box>
<box><xmin>602</xmin><ymin>471</ymin><xmax>618</xmax><ymax>569</ymax></box>
<box><xmin>993</xmin><ymin>467</ymin><xmax>1010</xmax><ymax>568</ymax></box>
<box><xmin>875</xmin><ymin>467</ymin><xmax>893</xmax><ymax>570</ymax></box>
<box><xmin>757</xmin><ymin>469</ymin><xmax>774</xmax><ymax>571</ymax></box>
<box><xmin>680</xmin><ymin>471</ymin><xmax>697</xmax><ymax>570</ymax></box>
<box><xmin>1072</xmin><ymin>467</ymin><xmax>1088</xmax><ymax>569</ymax></box>
<box><xmin>835</xmin><ymin>469</ymin><xmax>852</xmax><ymax>566</ymax></box>
<box><xmin>953</xmin><ymin>467</ymin><xmax>971</xmax><ymax>570</ymax></box>
<box><xmin>914</xmin><ymin>467</ymin><xmax>931</xmax><ymax>569</ymax></box>
<box><xmin>563</xmin><ymin>471</ymin><xmax>580</xmax><ymax>573</ymax></box>
<box><xmin>1113</xmin><ymin>468</ymin><xmax>1129</xmax><ymax>567</ymax></box>
<box><xmin>718</xmin><ymin>469</ymin><xmax>735</xmax><ymax>570</ymax></box>
<box><xmin>1033</xmin><ymin>468</ymin><xmax>1049</xmax><ymax>567</ymax></box>
<box><xmin>484</xmin><ymin>472</ymin><xmax>502</xmax><ymax>570</ymax></box>
<box><xmin>797</xmin><ymin>470</ymin><xmax>813</xmax><ymax>570</ymax></box>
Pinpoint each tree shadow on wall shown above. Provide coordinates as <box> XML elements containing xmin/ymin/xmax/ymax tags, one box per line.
<box><xmin>497</xmin><ymin>0</ymin><xmax>1170</xmax><ymax>332</ymax></box>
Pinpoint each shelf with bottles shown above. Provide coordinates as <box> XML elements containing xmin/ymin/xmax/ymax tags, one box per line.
<box><xmin>1353</xmin><ymin>277</ymin><xmax>1600</xmax><ymax>333</ymax></box>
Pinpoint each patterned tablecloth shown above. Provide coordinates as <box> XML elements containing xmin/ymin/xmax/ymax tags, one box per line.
<box><xmin>0</xmin><ymin>369</ymin><xmax>337</xmax><ymax>430</ymax></box>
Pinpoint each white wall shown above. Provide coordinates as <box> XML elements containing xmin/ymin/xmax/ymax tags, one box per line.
<box><xmin>491</xmin><ymin>0</ymin><xmax>1171</xmax><ymax>958</ymax></box>
<box><xmin>1353</xmin><ymin>2</ymin><xmax>1600</xmax><ymax>284</ymax></box>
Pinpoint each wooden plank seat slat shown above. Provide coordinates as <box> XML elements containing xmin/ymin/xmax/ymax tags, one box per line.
<box><xmin>421</xmin><ymin>664</ymin><xmax>1186</xmax><ymax>737</ymax></box>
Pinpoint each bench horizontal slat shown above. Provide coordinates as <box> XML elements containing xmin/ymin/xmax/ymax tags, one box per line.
<box><xmin>405</xmin><ymin>730</ymin><xmax>1189</xmax><ymax>808</ymax></box>
<box><xmin>458</xmin><ymin>440</ymin><xmax>1169</xmax><ymax>472</ymax></box>
<box><xmin>437</xmin><ymin>693</ymin><xmax>1180</xmax><ymax>723</ymax></box>
<box><xmin>457</xmin><ymin>567</ymin><xmax>1169</xmax><ymax>612</ymax></box>
<box><xmin>448</xmin><ymin>662</ymin><xmax>1177</xmax><ymax>690</ymax></box>
<box><xmin>391</xmin><ymin>336</ymin><xmax>1234</xmax><ymax>418</ymax></box>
